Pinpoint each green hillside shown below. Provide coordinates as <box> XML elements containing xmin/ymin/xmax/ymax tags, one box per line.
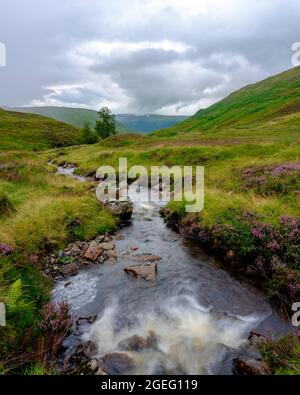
<box><xmin>5</xmin><ymin>106</ymin><xmax>187</xmax><ymax>134</ymax></box>
<box><xmin>6</xmin><ymin>106</ymin><xmax>129</xmax><ymax>134</ymax></box>
<box><xmin>155</xmin><ymin>66</ymin><xmax>300</xmax><ymax>143</ymax></box>
<box><xmin>0</xmin><ymin>108</ymin><xmax>81</xmax><ymax>151</ymax></box>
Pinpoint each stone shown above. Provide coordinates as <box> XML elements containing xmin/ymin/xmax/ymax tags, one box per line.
<box><xmin>118</xmin><ymin>331</ymin><xmax>158</xmax><ymax>351</ymax></box>
<box><xmin>99</xmin><ymin>352</ymin><xmax>134</xmax><ymax>375</ymax></box>
<box><xmin>105</xmin><ymin>199</ymin><xmax>133</xmax><ymax>222</ymax></box>
<box><xmin>233</xmin><ymin>357</ymin><xmax>272</xmax><ymax>375</ymax></box>
<box><xmin>74</xmin><ymin>341</ymin><xmax>97</xmax><ymax>359</ymax></box>
<box><xmin>100</xmin><ymin>241</ymin><xmax>115</xmax><ymax>251</ymax></box>
<box><xmin>87</xmin><ymin>359</ymin><xmax>107</xmax><ymax>375</ymax></box>
<box><xmin>130</xmin><ymin>253</ymin><xmax>161</xmax><ymax>262</ymax></box>
<box><xmin>60</xmin><ymin>263</ymin><xmax>79</xmax><ymax>277</ymax></box>
<box><xmin>76</xmin><ymin>315</ymin><xmax>97</xmax><ymax>325</ymax></box>
<box><xmin>84</xmin><ymin>241</ymin><xmax>103</xmax><ymax>261</ymax></box>
<box><xmin>226</xmin><ymin>250</ymin><xmax>235</xmax><ymax>261</ymax></box>
<box><xmin>124</xmin><ymin>262</ymin><xmax>157</xmax><ymax>282</ymax></box>
<box><xmin>115</xmin><ymin>234</ymin><xmax>125</xmax><ymax>240</ymax></box>
<box><xmin>130</xmin><ymin>246</ymin><xmax>139</xmax><ymax>251</ymax></box>
<box><xmin>104</xmin><ymin>249</ymin><xmax>117</xmax><ymax>259</ymax></box>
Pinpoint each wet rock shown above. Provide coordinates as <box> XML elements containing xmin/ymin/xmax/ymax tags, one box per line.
<box><xmin>104</xmin><ymin>249</ymin><xmax>117</xmax><ymax>260</ymax></box>
<box><xmin>233</xmin><ymin>357</ymin><xmax>272</xmax><ymax>375</ymax></box>
<box><xmin>124</xmin><ymin>262</ymin><xmax>157</xmax><ymax>282</ymax></box>
<box><xmin>118</xmin><ymin>331</ymin><xmax>158</xmax><ymax>351</ymax></box>
<box><xmin>115</xmin><ymin>234</ymin><xmax>125</xmax><ymax>240</ymax></box>
<box><xmin>105</xmin><ymin>199</ymin><xmax>133</xmax><ymax>222</ymax></box>
<box><xmin>0</xmin><ymin>243</ymin><xmax>14</xmax><ymax>256</ymax></box>
<box><xmin>226</xmin><ymin>250</ymin><xmax>235</xmax><ymax>261</ymax></box>
<box><xmin>99</xmin><ymin>352</ymin><xmax>134</xmax><ymax>374</ymax></box>
<box><xmin>76</xmin><ymin>315</ymin><xmax>97</xmax><ymax>326</ymax></box>
<box><xmin>60</xmin><ymin>263</ymin><xmax>79</xmax><ymax>277</ymax></box>
<box><xmin>130</xmin><ymin>253</ymin><xmax>161</xmax><ymax>262</ymax></box>
<box><xmin>106</xmin><ymin>258</ymin><xmax>117</xmax><ymax>265</ymax></box>
<box><xmin>87</xmin><ymin>359</ymin><xmax>107</xmax><ymax>375</ymax></box>
<box><xmin>65</xmin><ymin>341</ymin><xmax>98</xmax><ymax>373</ymax></box>
<box><xmin>84</xmin><ymin>241</ymin><xmax>103</xmax><ymax>262</ymax></box>
<box><xmin>248</xmin><ymin>331</ymin><xmax>268</xmax><ymax>347</ymax></box>
<box><xmin>130</xmin><ymin>246</ymin><xmax>139</xmax><ymax>251</ymax></box>
<box><xmin>100</xmin><ymin>241</ymin><xmax>115</xmax><ymax>251</ymax></box>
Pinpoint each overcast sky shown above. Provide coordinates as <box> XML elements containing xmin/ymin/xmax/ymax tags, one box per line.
<box><xmin>0</xmin><ymin>0</ymin><xmax>299</xmax><ymax>115</ymax></box>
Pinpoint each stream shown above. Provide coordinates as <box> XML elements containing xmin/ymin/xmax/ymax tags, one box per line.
<box><xmin>53</xmin><ymin>166</ymin><xmax>289</xmax><ymax>375</ymax></box>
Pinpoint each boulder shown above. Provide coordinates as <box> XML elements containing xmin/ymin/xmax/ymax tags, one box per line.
<box><xmin>124</xmin><ymin>262</ymin><xmax>157</xmax><ymax>282</ymax></box>
<box><xmin>118</xmin><ymin>331</ymin><xmax>158</xmax><ymax>352</ymax></box>
<box><xmin>60</xmin><ymin>263</ymin><xmax>79</xmax><ymax>277</ymax></box>
<box><xmin>100</xmin><ymin>241</ymin><xmax>115</xmax><ymax>251</ymax></box>
<box><xmin>87</xmin><ymin>359</ymin><xmax>107</xmax><ymax>375</ymax></box>
<box><xmin>105</xmin><ymin>199</ymin><xmax>133</xmax><ymax>222</ymax></box>
<box><xmin>104</xmin><ymin>249</ymin><xmax>117</xmax><ymax>260</ymax></box>
<box><xmin>84</xmin><ymin>241</ymin><xmax>103</xmax><ymax>261</ymax></box>
<box><xmin>99</xmin><ymin>352</ymin><xmax>134</xmax><ymax>375</ymax></box>
<box><xmin>233</xmin><ymin>357</ymin><xmax>272</xmax><ymax>375</ymax></box>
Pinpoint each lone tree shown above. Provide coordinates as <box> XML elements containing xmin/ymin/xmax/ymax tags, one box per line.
<box><xmin>95</xmin><ymin>107</ymin><xmax>117</xmax><ymax>139</ymax></box>
<box><xmin>81</xmin><ymin>121</ymin><xmax>98</xmax><ymax>144</ymax></box>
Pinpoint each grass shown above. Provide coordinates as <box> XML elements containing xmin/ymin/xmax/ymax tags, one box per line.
<box><xmin>0</xmin><ymin>153</ymin><xmax>116</xmax><ymax>372</ymax></box>
<box><xmin>0</xmin><ymin>65</ymin><xmax>300</xmax><ymax>374</ymax></box>
<box><xmin>5</xmin><ymin>106</ymin><xmax>129</xmax><ymax>134</ymax></box>
<box><xmin>0</xmin><ymin>108</ymin><xmax>82</xmax><ymax>151</ymax></box>
<box><xmin>260</xmin><ymin>335</ymin><xmax>300</xmax><ymax>375</ymax></box>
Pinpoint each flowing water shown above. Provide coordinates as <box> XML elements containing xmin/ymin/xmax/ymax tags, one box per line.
<box><xmin>53</xmin><ymin>168</ymin><xmax>289</xmax><ymax>375</ymax></box>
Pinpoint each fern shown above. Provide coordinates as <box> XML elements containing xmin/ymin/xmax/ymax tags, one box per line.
<box><xmin>6</xmin><ymin>279</ymin><xmax>34</xmax><ymax>327</ymax></box>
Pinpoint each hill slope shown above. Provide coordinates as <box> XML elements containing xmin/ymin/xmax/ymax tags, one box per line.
<box><xmin>0</xmin><ymin>108</ymin><xmax>82</xmax><ymax>151</ymax></box>
<box><xmin>5</xmin><ymin>106</ymin><xmax>187</xmax><ymax>134</ymax></box>
<box><xmin>5</xmin><ymin>106</ymin><xmax>129</xmax><ymax>134</ymax></box>
<box><xmin>155</xmin><ymin>66</ymin><xmax>300</xmax><ymax>143</ymax></box>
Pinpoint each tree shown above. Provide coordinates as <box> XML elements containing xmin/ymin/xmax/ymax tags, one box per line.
<box><xmin>81</xmin><ymin>121</ymin><xmax>98</xmax><ymax>144</ymax></box>
<box><xmin>95</xmin><ymin>107</ymin><xmax>117</xmax><ymax>139</ymax></box>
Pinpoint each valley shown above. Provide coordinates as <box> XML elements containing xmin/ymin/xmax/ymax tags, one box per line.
<box><xmin>0</xmin><ymin>66</ymin><xmax>299</xmax><ymax>375</ymax></box>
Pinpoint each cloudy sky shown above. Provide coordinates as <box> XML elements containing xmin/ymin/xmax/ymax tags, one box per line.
<box><xmin>0</xmin><ymin>0</ymin><xmax>299</xmax><ymax>115</ymax></box>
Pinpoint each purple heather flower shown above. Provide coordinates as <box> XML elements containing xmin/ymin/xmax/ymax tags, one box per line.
<box><xmin>0</xmin><ymin>243</ymin><xmax>14</xmax><ymax>256</ymax></box>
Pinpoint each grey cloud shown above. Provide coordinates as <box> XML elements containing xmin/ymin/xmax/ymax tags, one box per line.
<box><xmin>0</xmin><ymin>0</ymin><xmax>300</xmax><ymax>114</ymax></box>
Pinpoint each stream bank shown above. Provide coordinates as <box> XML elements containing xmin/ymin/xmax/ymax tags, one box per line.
<box><xmin>52</xmin><ymin>166</ymin><xmax>290</xmax><ymax>375</ymax></box>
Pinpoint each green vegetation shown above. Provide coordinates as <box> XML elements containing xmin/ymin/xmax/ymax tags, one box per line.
<box><xmin>1</xmin><ymin>66</ymin><xmax>300</xmax><ymax>374</ymax></box>
<box><xmin>260</xmin><ymin>335</ymin><xmax>300</xmax><ymax>375</ymax></box>
<box><xmin>95</xmin><ymin>107</ymin><xmax>117</xmax><ymax>139</ymax></box>
<box><xmin>81</xmin><ymin>121</ymin><xmax>98</xmax><ymax>144</ymax></box>
<box><xmin>57</xmin><ymin>67</ymin><xmax>300</xmax><ymax>311</ymax></box>
<box><xmin>0</xmin><ymin>108</ymin><xmax>82</xmax><ymax>151</ymax></box>
<box><xmin>5</xmin><ymin>106</ymin><xmax>128</xmax><ymax>134</ymax></box>
<box><xmin>0</xmin><ymin>152</ymin><xmax>116</xmax><ymax>373</ymax></box>
<box><xmin>154</xmin><ymin>66</ymin><xmax>300</xmax><ymax>144</ymax></box>
<box><xmin>5</xmin><ymin>106</ymin><xmax>187</xmax><ymax>134</ymax></box>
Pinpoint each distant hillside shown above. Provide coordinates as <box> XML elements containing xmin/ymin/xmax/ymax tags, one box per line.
<box><xmin>115</xmin><ymin>114</ymin><xmax>188</xmax><ymax>133</ymax></box>
<box><xmin>0</xmin><ymin>108</ymin><xmax>81</xmax><ymax>151</ymax></box>
<box><xmin>5</xmin><ymin>106</ymin><xmax>128</xmax><ymax>134</ymax></box>
<box><xmin>154</xmin><ymin>66</ymin><xmax>300</xmax><ymax>143</ymax></box>
<box><xmin>5</xmin><ymin>106</ymin><xmax>187</xmax><ymax>134</ymax></box>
